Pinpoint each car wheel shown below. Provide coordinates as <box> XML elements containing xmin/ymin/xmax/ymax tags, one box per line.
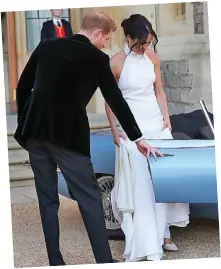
<box><xmin>97</xmin><ymin>175</ymin><xmax>125</xmax><ymax>240</ymax></box>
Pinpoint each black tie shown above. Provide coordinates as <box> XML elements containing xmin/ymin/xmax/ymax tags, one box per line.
<box><xmin>57</xmin><ymin>21</ymin><xmax>61</xmax><ymax>28</ymax></box>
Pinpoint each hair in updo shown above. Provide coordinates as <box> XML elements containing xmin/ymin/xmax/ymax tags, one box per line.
<box><xmin>121</xmin><ymin>14</ymin><xmax>158</xmax><ymax>52</ymax></box>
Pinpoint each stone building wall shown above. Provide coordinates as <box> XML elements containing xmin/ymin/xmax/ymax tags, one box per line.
<box><xmin>161</xmin><ymin>59</ymin><xmax>194</xmax><ymax>114</ymax></box>
<box><xmin>157</xmin><ymin>2</ymin><xmax>212</xmax><ymax>115</ymax></box>
<box><xmin>158</xmin><ymin>34</ymin><xmax>212</xmax><ymax>115</ymax></box>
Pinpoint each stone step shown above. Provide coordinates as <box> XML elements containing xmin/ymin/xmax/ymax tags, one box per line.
<box><xmin>9</xmin><ymin>164</ymin><xmax>34</xmax><ymax>187</ymax></box>
<box><xmin>8</xmin><ymin>135</ymin><xmax>21</xmax><ymax>150</ymax></box>
<box><xmin>7</xmin><ymin>114</ymin><xmax>17</xmax><ymax>136</ymax></box>
<box><xmin>9</xmin><ymin>163</ymin><xmax>62</xmax><ymax>185</ymax></box>
<box><xmin>10</xmin><ymin>178</ymin><xmax>35</xmax><ymax>188</ymax></box>
<box><xmin>9</xmin><ymin>164</ymin><xmax>33</xmax><ymax>179</ymax></box>
<box><xmin>8</xmin><ymin>148</ymin><xmax>29</xmax><ymax>165</ymax></box>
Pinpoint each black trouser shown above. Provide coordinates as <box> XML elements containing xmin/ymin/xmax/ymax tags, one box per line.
<box><xmin>27</xmin><ymin>140</ymin><xmax>113</xmax><ymax>266</ymax></box>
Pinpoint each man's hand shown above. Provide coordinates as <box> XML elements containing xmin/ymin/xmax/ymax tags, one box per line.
<box><xmin>135</xmin><ymin>139</ymin><xmax>163</xmax><ymax>161</ymax></box>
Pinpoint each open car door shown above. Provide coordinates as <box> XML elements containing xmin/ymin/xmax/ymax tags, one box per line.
<box><xmin>148</xmin><ymin>139</ymin><xmax>217</xmax><ymax>203</ymax></box>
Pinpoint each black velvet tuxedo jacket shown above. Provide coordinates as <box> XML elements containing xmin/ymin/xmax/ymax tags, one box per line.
<box><xmin>14</xmin><ymin>34</ymin><xmax>142</xmax><ymax>157</ymax></box>
<box><xmin>41</xmin><ymin>19</ymin><xmax>73</xmax><ymax>41</ymax></box>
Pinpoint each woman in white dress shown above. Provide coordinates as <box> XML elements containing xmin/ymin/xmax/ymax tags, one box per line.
<box><xmin>105</xmin><ymin>14</ymin><xmax>190</xmax><ymax>262</ymax></box>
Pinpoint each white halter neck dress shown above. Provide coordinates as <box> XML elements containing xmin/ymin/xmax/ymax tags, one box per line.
<box><xmin>111</xmin><ymin>43</ymin><xmax>190</xmax><ymax>262</ymax></box>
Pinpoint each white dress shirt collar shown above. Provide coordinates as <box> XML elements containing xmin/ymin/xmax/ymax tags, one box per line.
<box><xmin>53</xmin><ymin>17</ymin><xmax>62</xmax><ymax>26</ymax></box>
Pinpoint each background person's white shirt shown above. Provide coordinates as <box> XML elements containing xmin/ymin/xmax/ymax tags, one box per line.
<box><xmin>52</xmin><ymin>17</ymin><xmax>62</xmax><ymax>27</ymax></box>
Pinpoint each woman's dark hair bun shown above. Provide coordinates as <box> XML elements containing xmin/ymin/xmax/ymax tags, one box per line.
<box><xmin>121</xmin><ymin>18</ymin><xmax>130</xmax><ymax>29</ymax></box>
<box><xmin>121</xmin><ymin>14</ymin><xmax>159</xmax><ymax>52</ymax></box>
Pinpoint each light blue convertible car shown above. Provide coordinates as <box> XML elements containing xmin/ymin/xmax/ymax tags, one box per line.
<box><xmin>58</xmin><ymin>101</ymin><xmax>218</xmax><ymax>237</ymax></box>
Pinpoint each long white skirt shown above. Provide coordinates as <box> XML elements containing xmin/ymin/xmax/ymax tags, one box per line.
<box><xmin>111</xmin><ymin>127</ymin><xmax>190</xmax><ymax>262</ymax></box>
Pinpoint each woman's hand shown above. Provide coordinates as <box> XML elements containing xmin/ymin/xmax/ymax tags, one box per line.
<box><xmin>136</xmin><ymin>139</ymin><xmax>163</xmax><ymax>161</ymax></box>
<box><xmin>162</xmin><ymin>118</ymin><xmax>172</xmax><ymax>131</ymax></box>
<box><xmin>113</xmin><ymin>129</ymin><xmax>127</xmax><ymax>147</ymax></box>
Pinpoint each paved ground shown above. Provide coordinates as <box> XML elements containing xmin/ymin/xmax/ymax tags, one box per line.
<box><xmin>11</xmin><ymin>185</ymin><xmax>220</xmax><ymax>267</ymax></box>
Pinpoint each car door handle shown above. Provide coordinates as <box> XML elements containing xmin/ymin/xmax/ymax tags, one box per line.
<box><xmin>160</xmin><ymin>153</ymin><xmax>174</xmax><ymax>157</ymax></box>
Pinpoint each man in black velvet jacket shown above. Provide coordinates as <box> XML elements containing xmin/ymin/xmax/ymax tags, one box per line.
<box><xmin>14</xmin><ymin>12</ymin><xmax>161</xmax><ymax>266</ymax></box>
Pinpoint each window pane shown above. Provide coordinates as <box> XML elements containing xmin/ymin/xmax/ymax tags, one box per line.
<box><xmin>26</xmin><ymin>11</ymin><xmax>38</xmax><ymax>19</ymax></box>
<box><xmin>62</xmin><ymin>9</ymin><xmax>69</xmax><ymax>17</ymax></box>
<box><xmin>39</xmin><ymin>10</ymin><xmax>52</xmax><ymax>18</ymax></box>
<box><xmin>26</xmin><ymin>18</ymin><xmax>47</xmax><ymax>52</ymax></box>
<box><xmin>181</xmin><ymin>3</ymin><xmax>186</xmax><ymax>16</ymax></box>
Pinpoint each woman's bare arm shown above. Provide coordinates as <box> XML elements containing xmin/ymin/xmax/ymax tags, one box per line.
<box><xmin>147</xmin><ymin>50</ymin><xmax>171</xmax><ymax>129</ymax></box>
<box><xmin>105</xmin><ymin>52</ymin><xmax>126</xmax><ymax>134</ymax></box>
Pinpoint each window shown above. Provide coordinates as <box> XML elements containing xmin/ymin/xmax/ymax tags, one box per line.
<box><xmin>175</xmin><ymin>3</ymin><xmax>186</xmax><ymax>20</ymax></box>
<box><xmin>181</xmin><ymin>3</ymin><xmax>186</xmax><ymax>16</ymax></box>
<box><xmin>25</xmin><ymin>9</ymin><xmax>70</xmax><ymax>52</ymax></box>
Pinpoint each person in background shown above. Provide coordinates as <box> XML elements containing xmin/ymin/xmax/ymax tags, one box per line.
<box><xmin>41</xmin><ymin>9</ymin><xmax>73</xmax><ymax>41</ymax></box>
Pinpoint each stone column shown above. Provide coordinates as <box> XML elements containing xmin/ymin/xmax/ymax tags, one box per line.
<box><xmin>15</xmin><ymin>11</ymin><xmax>29</xmax><ymax>78</ymax></box>
<box><xmin>6</xmin><ymin>12</ymin><xmax>18</xmax><ymax>112</ymax></box>
<box><xmin>82</xmin><ymin>6</ymin><xmax>123</xmax><ymax>114</ymax></box>
<box><xmin>95</xmin><ymin>7</ymin><xmax>121</xmax><ymax>114</ymax></box>
<box><xmin>2</xmin><ymin>13</ymin><xmax>10</xmax><ymax>113</ymax></box>
<box><xmin>70</xmin><ymin>8</ymin><xmax>83</xmax><ymax>32</ymax></box>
